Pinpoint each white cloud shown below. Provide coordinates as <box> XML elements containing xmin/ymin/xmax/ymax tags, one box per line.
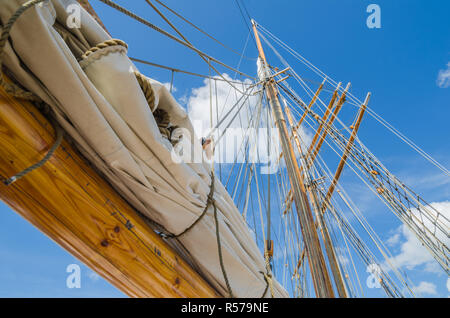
<box><xmin>386</xmin><ymin>232</ymin><xmax>401</xmax><ymax>247</ymax></box>
<box><xmin>186</xmin><ymin>73</ymin><xmax>312</xmax><ymax>166</ymax></box>
<box><xmin>162</xmin><ymin>82</ymin><xmax>177</xmax><ymax>93</ymax></box>
<box><xmin>187</xmin><ymin>73</ymin><xmax>258</xmax><ymax>163</ymax></box>
<box><xmin>385</xmin><ymin>201</ymin><xmax>450</xmax><ymax>273</ymax></box>
<box><xmin>447</xmin><ymin>277</ymin><xmax>450</xmax><ymax>293</ymax></box>
<box><xmin>412</xmin><ymin>281</ymin><xmax>437</xmax><ymax>296</ymax></box>
<box><xmin>437</xmin><ymin>62</ymin><xmax>450</xmax><ymax>88</ymax></box>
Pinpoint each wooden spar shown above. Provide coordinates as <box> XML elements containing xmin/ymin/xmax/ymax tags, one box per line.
<box><xmin>0</xmin><ymin>85</ymin><xmax>218</xmax><ymax>298</ymax></box>
<box><xmin>321</xmin><ymin>92</ymin><xmax>371</xmax><ymax>213</ymax></box>
<box><xmin>252</xmin><ymin>20</ymin><xmax>335</xmax><ymax>298</ymax></box>
<box><xmin>277</xmin><ymin>79</ymin><xmax>326</xmax><ymax>163</ymax></box>
<box><xmin>307</xmin><ymin>82</ymin><xmax>342</xmax><ymax>155</ymax></box>
<box><xmin>294</xmin><ymin>78</ymin><xmax>326</xmax><ymax>131</ymax></box>
<box><xmin>284</xmin><ymin>104</ymin><xmax>348</xmax><ymax>298</ymax></box>
<box><xmin>292</xmin><ymin>248</ymin><xmax>306</xmax><ymax>279</ymax></box>
<box><xmin>309</xmin><ymin>82</ymin><xmax>351</xmax><ymax>166</ymax></box>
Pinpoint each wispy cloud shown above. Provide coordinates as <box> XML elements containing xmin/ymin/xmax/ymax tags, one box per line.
<box><xmin>385</xmin><ymin>201</ymin><xmax>449</xmax><ymax>274</ymax></box>
<box><xmin>162</xmin><ymin>82</ymin><xmax>177</xmax><ymax>93</ymax></box>
<box><xmin>186</xmin><ymin>72</ymin><xmax>312</xmax><ymax>166</ymax></box>
<box><xmin>412</xmin><ymin>281</ymin><xmax>437</xmax><ymax>296</ymax></box>
<box><xmin>437</xmin><ymin>62</ymin><xmax>450</xmax><ymax>88</ymax></box>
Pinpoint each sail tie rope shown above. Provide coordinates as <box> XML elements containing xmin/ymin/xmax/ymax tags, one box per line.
<box><xmin>3</xmin><ymin>120</ymin><xmax>64</xmax><ymax>186</ymax></box>
<box><xmin>0</xmin><ymin>0</ymin><xmax>64</xmax><ymax>186</ymax></box>
<box><xmin>212</xmin><ymin>188</ymin><xmax>234</xmax><ymax>298</ymax></box>
<box><xmin>162</xmin><ymin>173</ymin><xmax>215</xmax><ymax>239</ymax></box>
<box><xmin>160</xmin><ymin>172</ymin><xmax>234</xmax><ymax>298</ymax></box>
<box><xmin>81</xmin><ymin>34</ymin><xmax>235</xmax><ymax>297</ymax></box>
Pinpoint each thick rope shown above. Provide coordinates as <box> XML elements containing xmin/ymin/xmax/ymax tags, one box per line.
<box><xmin>162</xmin><ymin>172</ymin><xmax>234</xmax><ymax>298</ymax></box>
<box><xmin>81</xmin><ymin>38</ymin><xmax>128</xmax><ymax>59</ymax></box>
<box><xmin>133</xmin><ymin>70</ymin><xmax>156</xmax><ymax>112</ymax></box>
<box><xmin>259</xmin><ymin>271</ymin><xmax>269</xmax><ymax>298</ymax></box>
<box><xmin>213</xmin><ymin>193</ymin><xmax>234</xmax><ymax>298</ymax></box>
<box><xmin>0</xmin><ymin>0</ymin><xmax>45</xmax><ymax>102</ymax></box>
<box><xmin>264</xmin><ymin>253</ymin><xmax>275</xmax><ymax>297</ymax></box>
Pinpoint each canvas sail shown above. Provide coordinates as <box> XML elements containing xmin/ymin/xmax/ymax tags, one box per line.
<box><xmin>0</xmin><ymin>0</ymin><xmax>287</xmax><ymax>297</ymax></box>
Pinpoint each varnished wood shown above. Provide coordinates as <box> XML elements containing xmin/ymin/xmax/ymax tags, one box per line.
<box><xmin>306</xmin><ymin>82</ymin><xmax>341</xmax><ymax>157</ymax></box>
<box><xmin>285</xmin><ymin>106</ymin><xmax>347</xmax><ymax>298</ymax></box>
<box><xmin>309</xmin><ymin>82</ymin><xmax>351</xmax><ymax>166</ymax></box>
<box><xmin>321</xmin><ymin>92</ymin><xmax>371</xmax><ymax>213</ymax></box>
<box><xmin>252</xmin><ymin>20</ymin><xmax>335</xmax><ymax>298</ymax></box>
<box><xmin>0</xmin><ymin>86</ymin><xmax>218</xmax><ymax>298</ymax></box>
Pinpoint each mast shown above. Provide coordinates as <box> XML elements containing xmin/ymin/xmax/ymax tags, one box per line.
<box><xmin>251</xmin><ymin>20</ymin><xmax>335</xmax><ymax>298</ymax></box>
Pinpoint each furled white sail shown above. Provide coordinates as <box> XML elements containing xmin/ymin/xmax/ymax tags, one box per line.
<box><xmin>0</xmin><ymin>0</ymin><xmax>287</xmax><ymax>297</ymax></box>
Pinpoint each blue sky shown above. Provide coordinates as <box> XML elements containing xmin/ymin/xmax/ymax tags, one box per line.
<box><xmin>0</xmin><ymin>0</ymin><xmax>449</xmax><ymax>297</ymax></box>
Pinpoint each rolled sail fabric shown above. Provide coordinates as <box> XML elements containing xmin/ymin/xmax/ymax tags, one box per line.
<box><xmin>0</xmin><ymin>0</ymin><xmax>287</xmax><ymax>297</ymax></box>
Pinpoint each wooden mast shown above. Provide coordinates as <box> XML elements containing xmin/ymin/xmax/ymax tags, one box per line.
<box><xmin>252</xmin><ymin>20</ymin><xmax>335</xmax><ymax>298</ymax></box>
<box><xmin>284</xmin><ymin>104</ymin><xmax>348</xmax><ymax>298</ymax></box>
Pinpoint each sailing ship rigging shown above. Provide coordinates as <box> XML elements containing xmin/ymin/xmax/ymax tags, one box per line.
<box><xmin>0</xmin><ymin>0</ymin><xmax>448</xmax><ymax>298</ymax></box>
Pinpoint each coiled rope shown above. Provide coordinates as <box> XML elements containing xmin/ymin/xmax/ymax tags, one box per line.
<box><xmin>81</xmin><ymin>38</ymin><xmax>128</xmax><ymax>59</ymax></box>
<box><xmin>0</xmin><ymin>0</ymin><xmax>64</xmax><ymax>186</ymax></box>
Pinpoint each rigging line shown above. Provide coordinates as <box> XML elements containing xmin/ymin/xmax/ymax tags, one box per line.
<box><xmin>143</xmin><ymin>0</ymin><xmax>253</xmax><ymax>96</ymax></box>
<box><xmin>296</xmin><ymin>101</ymin><xmax>449</xmax><ymax>276</ymax></box>
<box><xmin>214</xmin><ymin>80</ymin><xmax>222</xmax><ymax>180</ymax></box>
<box><xmin>267</xmin><ymin>64</ymin><xmax>336</xmax><ymax>93</ymax></box>
<box><xmin>257</xmin><ymin>23</ymin><xmax>450</xmax><ymax>177</ymax></box>
<box><xmin>215</xmin><ymin>30</ymin><xmax>254</xmax><ymax>124</ymax></box>
<box><xmin>209</xmin><ymin>87</ymin><xmax>256</xmax><ymax>144</ymax></box>
<box><xmin>303</xmin><ymin>158</ymin><xmax>406</xmax><ymax>298</ymax></box>
<box><xmin>97</xmin><ymin>0</ymin><xmax>255</xmax><ymax>81</ymax></box>
<box><xmin>318</xmin><ymin>112</ymin><xmax>450</xmax><ymax>235</ymax></box>
<box><xmin>332</xmin><ymin>186</ymin><xmax>416</xmax><ymax>296</ymax></box>
<box><xmin>224</xmin><ymin>92</ymin><xmax>263</xmax><ymax>189</ymax></box>
<box><xmin>281</xmin><ymin>77</ymin><xmax>448</xmax><ymax>237</ymax></box>
<box><xmin>288</xmin><ymin>86</ymin><xmax>449</xmax><ymax>247</ymax></box>
<box><xmin>152</xmin><ymin>0</ymin><xmax>256</xmax><ymax>61</ymax></box>
<box><xmin>130</xmin><ymin>57</ymin><xmax>254</xmax><ymax>85</ymax></box>
<box><xmin>206</xmin><ymin>84</ymin><xmax>255</xmax><ymax>138</ymax></box>
<box><xmin>282</xmin><ymin>78</ymin><xmax>446</xmax><ymax>244</ymax></box>
<box><xmin>233</xmin><ymin>0</ymin><xmax>258</xmax><ymax>50</ymax></box>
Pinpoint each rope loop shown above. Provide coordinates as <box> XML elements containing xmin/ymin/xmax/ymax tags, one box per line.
<box><xmin>81</xmin><ymin>38</ymin><xmax>128</xmax><ymax>59</ymax></box>
<box><xmin>3</xmin><ymin>121</ymin><xmax>64</xmax><ymax>186</ymax></box>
